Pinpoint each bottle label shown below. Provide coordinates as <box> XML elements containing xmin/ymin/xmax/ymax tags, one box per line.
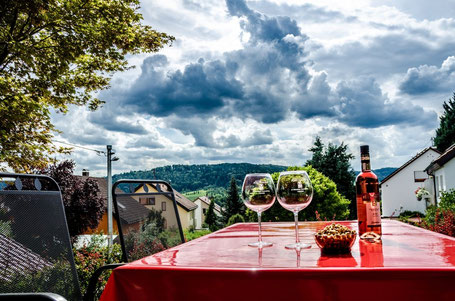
<box><xmin>366</xmin><ymin>197</ymin><xmax>381</xmax><ymax>227</ymax></box>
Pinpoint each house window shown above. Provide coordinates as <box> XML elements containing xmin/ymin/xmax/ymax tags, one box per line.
<box><xmin>414</xmin><ymin>171</ymin><xmax>428</xmax><ymax>182</ymax></box>
<box><xmin>139</xmin><ymin>197</ymin><xmax>155</xmax><ymax>205</ymax></box>
<box><xmin>162</xmin><ymin>202</ymin><xmax>166</xmax><ymax>211</ymax></box>
<box><xmin>203</xmin><ymin>208</ymin><xmax>207</xmax><ymax>214</ymax></box>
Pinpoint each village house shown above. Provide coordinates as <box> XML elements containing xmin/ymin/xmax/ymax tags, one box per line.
<box><xmin>134</xmin><ymin>184</ymin><xmax>197</xmax><ymax>230</ymax></box>
<box><xmin>380</xmin><ymin>147</ymin><xmax>441</xmax><ymax>216</ymax></box>
<box><xmin>193</xmin><ymin>196</ymin><xmax>222</xmax><ymax>229</ymax></box>
<box><xmin>78</xmin><ymin>172</ymin><xmax>150</xmax><ymax>235</ymax></box>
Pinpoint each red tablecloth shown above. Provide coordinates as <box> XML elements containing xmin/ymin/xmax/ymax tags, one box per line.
<box><xmin>100</xmin><ymin>220</ymin><xmax>455</xmax><ymax>301</ymax></box>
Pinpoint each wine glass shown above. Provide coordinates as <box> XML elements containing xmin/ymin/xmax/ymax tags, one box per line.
<box><xmin>277</xmin><ymin>170</ymin><xmax>313</xmax><ymax>249</ymax></box>
<box><xmin>241</xmin><ymin>173</ymin><xmax>276</xmax><ymax>248</ymax></box>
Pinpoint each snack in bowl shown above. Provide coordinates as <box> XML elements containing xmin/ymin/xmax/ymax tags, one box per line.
<box><xmin>314</xmin><ymin>223</ymin><xmax>357</xmax><ymax>254</ymax></box>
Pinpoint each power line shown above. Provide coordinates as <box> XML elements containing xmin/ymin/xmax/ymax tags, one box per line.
<box><xmin>53</xmin><ymin>140</ymin><xmax>106</xmax><ymax>155</ymax></box>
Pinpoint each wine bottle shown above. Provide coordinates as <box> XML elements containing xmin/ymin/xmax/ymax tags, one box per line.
<box><xmin>356</xmin><ymin>145</ymin><xmax>382</xmax><ymax>237</ymax></box>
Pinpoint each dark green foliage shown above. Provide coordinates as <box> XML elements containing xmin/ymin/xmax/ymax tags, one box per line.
<box><xmin>113</xmin><ymin>163</ymin><xmax>286</xmax><ymax>200</ymax></box>
<box><xmin>204</xmin><ymin>200</ymin><xmax>218</xmax><ymax>231</ymax></box>
<box><xmin>222</xmin><ymin>177</ymin><xmax>244</xmax><ymax>223</ymax></box>
<box><xmin>433</xmin><ymin>93</ymin><xmax>455</xmax><ymax>152</ymax></box>
<box><xmin>306</xmin><ymin>137</ymin><xmax>356</xmax><ymax>219</ymax></box>
<box><xmin>260</xmin><ymin>166</ymin><xmax>350</xmax><ymax>222</ymax></box>
<box><xmin>227</xmin><ymin>214</ymin><xmax>245</xmax><ymax>226</ymax></box>
<box><xmin>40</xmin><ymin>160</ymin><xmax>106</xmax><ymax>238</ymax></box>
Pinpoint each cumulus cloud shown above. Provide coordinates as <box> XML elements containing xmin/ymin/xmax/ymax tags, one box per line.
<box><xmin>399</xmin><ymin>56</ymin><xmax>455</xmax><ymax>95</ymax></box>
<box><xmin>336</xmin><ymin>77</ymin><xmax>437</xmax><ymax>128</ymax></box>
<box><xmin>92</xmin><ymin>0</ymin><xmax>437</xmax><ymax>140</ymax></box>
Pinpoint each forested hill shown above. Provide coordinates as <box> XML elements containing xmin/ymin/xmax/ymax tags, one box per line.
<box><xmin>113</xmin><ymin>163</ymin><xmax>397</xmax><ymax>193</ymax></box>
<box><xmin>112</xmin><ymin>163</ymin><xmax>287</xmax><ymax>192</ymax></box>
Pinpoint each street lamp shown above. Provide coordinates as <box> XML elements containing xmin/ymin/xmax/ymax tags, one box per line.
<box><xmin>107</xmin><ymin>145</ymin><xmax>119</xmax><ymax>249</ymax></box>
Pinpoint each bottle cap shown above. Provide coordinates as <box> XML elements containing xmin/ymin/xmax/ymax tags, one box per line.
<box><xmin>360</xmin><ymin>145</ymin><xmax>369</xmax><ymax>154</ymax></box>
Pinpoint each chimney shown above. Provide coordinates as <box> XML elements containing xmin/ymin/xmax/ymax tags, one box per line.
<box><xmin>82</xmin><ymin>169</ymin><xmax>89</xmax><ymax>177</ymax></box>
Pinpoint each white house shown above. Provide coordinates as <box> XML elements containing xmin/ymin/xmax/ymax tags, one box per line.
<box><xmin>193</xmin><ymin>196</ymin><xmax>222</xmax><ymax>229</ymax></box>
<box><xmin>425</xmin><ymin>144</ymin><xmax>455</xmax><ymax>204</ymax></box>
<box><xmin>380</xmin><ymin>147</ymin><xmax>441</xmax><ymax>216</ymax></box>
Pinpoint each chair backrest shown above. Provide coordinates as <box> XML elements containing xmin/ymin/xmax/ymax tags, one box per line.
<box><xmin>0</xmin><ymin>173</ymin><xmax>82</xmax><ymax>301</ymax></box>
<box><xmin>112</xmin><ymin>180</ymin><xmax>186</xmax><ymax>262</ymax></box>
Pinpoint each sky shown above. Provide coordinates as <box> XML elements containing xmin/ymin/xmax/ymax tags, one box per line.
<box><xmin>52</xmin><ymin>0</ymin><xmax>455</xmax><ymax>177</ymax></box>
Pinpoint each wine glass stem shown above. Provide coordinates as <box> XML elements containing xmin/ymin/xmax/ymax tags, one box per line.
<box><xmin>294</xmin><ymin>211</ymin><xmax>299</xmax><ymax>244</ymax></box>
<box><xmin>258</xmin><ymin>211</ymin><xmax>262</xmax><ymax>244</ymax></box>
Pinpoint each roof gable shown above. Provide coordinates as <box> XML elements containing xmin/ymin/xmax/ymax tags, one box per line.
<box><xmin>196</xmin><ymin>196</ymin><xmax>221</xmax><ymax>212</ymax></box>
<box><xmin>380</xmin><ymin>147</ymin><xmax>441</xmax><ymax>184</ymax></box>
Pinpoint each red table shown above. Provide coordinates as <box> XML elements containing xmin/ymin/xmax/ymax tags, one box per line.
<box><xmin>101</xmin><ymin>220</ymin><xmax>455</xmax><ymax>301</ymax></box>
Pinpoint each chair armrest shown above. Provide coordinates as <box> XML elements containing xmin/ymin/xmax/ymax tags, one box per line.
<box><xmin>0</xmin><ymin>293</ymin><xmax>67</xmax><ymax>300</ymax></box>
<box><xmin>83</xmin><ymin>263</ymin><xmax>125</xmax><ymax>301</ymax></box>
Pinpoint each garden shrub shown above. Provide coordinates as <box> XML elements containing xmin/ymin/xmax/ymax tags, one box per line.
<box><xmin>73</xmin><ymin>235</ymin><xmax>122</xmax><ymax>299</ymax></box>
<box><xmin>423</xmin><ymin>189</ymin><xmax>455</xmax><ymax>237</ymax></box>
<box><xmin>227</xmin><ymin>214</ymin><xmax>245</xmax><ymax>226</ymax></box>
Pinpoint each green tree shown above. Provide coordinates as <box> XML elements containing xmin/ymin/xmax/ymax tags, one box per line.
<box><xmin>259</xmin><ymin>166</ymin><xmax>350</xmax><ymax>222</ymax></box>
<box><xmin>0</xmin><ymin>0</ymin><xmax>174</xmax><ymax>171</ymax></box>
<box><xmin>222</xmin><ymin>176</ymin><xmax>243</xmax><ymax>223</ymax></box>
<box><xmin>433</xmin><ymin>93</ymin><xmax>455</xmax><ymax>152</ymax></box>
<box><xmin>204</xmin><ymin>200</ymin><xmax>218</xmax><ymax>231</ymax></box>
<box><xmin>306</xmin><ymin>137</ymin><xmax>356</xmax><ymax>219</ymax></box>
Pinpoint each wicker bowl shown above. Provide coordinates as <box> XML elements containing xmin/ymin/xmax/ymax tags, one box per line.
<box><xmin>314</xmin><ymin>224</ymin><xmax>357</xmax><ymax>254</ymax></box>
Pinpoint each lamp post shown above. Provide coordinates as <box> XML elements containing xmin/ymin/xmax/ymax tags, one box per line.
<box><xmin>107</xmin><ymin>145</ymin><xmax>119</xmax><ymax>249</ymax></box>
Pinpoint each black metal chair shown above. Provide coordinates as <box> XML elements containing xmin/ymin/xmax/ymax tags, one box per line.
<box><xmin>112</xmin><ymin>179</ymin><xmax>186</xmax><ymax>263</ymax></box>
<box><xmin>0</xmin><ymin>173</ymin><xmax>122</xmax><ymax>301</ymax></box>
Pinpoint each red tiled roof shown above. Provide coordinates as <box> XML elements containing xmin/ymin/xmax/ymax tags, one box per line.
<box><xmin>0</xmin><ymin>234</ymin><xmax>52</xmax><ymax>281</ymax></box>
<box><xmin>75</xmin><ymin>176</ymin><xmax>150</xmax><ymax>225</ymax></box>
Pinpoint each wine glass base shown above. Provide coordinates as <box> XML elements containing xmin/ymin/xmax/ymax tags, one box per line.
<box><xmin>249</xmin><ymin>241</ymin><xmax>273</xmax><ymax>248</ymax></box>
<box><xmin>285</xmin><ymin>243</ymin><xmax>311</xmax><ymax>250</ymax></box>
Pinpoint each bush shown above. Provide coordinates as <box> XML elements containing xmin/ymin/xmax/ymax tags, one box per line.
<box><xmin>227</xmin><ymin>214</ymin><xmax>245</xmax><ymax>226</ymax></box>
<box><xmin>73</xmin><ymin>235</ymin><xmax>123</xmax><ymax>299</ymax></box>
<box><xmin>423</xmin><ymin>189</ymin><xmax>455</xmax><ymax>237</ymax></box>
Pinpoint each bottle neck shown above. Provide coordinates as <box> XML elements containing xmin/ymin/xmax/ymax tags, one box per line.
<box><xmin>361</xmin><ymin>154</ymin><xmax>371</xmax><ymax>172</ymax></box>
